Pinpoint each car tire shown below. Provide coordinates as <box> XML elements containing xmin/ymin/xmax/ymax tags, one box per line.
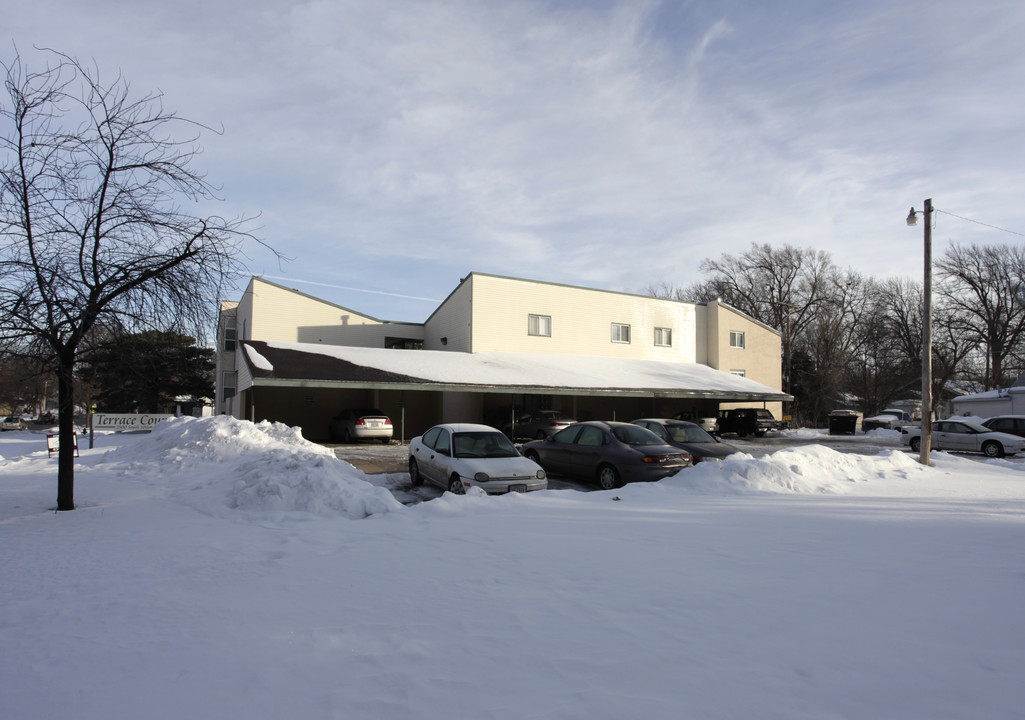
<box><xmin>909</xmin><ymin>437</ymin><xmax>921</xmax><ymax>453</ymax></box>
<box><xmin>448</xmin><ymin>475</ymin><xmax>466</xmax><ymax>494</ymax></box>
<box><xmin>982</xmin><ymin>440</ymin><xmax>1004</xmax><ymax>458</ymax></box>
<box><xmin>342</xmin><ymin>427</ymin><xmax>352</xmax><ymax>443</ymax></box>
<box><xmin>409</xmin><ymin>458</ymin><xmax>423</xmax><ymax>487</ymax></box>
<box><xmin>737</xmin><ymin>429</ymin><xmax>748</xmax><ymax>438</ymax></box>
<box><xmin>536</xmin><ymin>430</ymin><xmax>546</xmax><ymax>440</ymax></box>
<box><xmin>597</xmin><ymin>464</ymin><xmax>621</xmax><ymax>490</ymax></box>
<box><xmin>524</xmin><ymin>449</ymin><xmax>541</xmax><ymax>464</ymax></box>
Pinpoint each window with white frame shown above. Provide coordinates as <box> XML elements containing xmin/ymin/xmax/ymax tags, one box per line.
<box><xmin>730</xmin><ymin>369</ymin><xmax>746</xmax><ymax>377</ymax></box>
<box><xmin>222</xmin><ymin>371</ymin><xmax>237</xmax><ymax>401</ymax></box>
<box><xmin>611</xmin><ymin>323</ymin><xmax>631</xmax><ymax>343</ymax></box>
<box><xmin>729</xmin><ymin>330</ymin><xmax>745</xmax><ymax>349</ymax></box>
<box><xmin>528</xmin><ymin>314</ymin><xmax>552</xmax><ymax>337</ymax></box>
<box><xmin>654</xmin><ymin>327</ymin><xmax>672</xmax><ymax>347</ymax></box>
<box><xmin>223</xmin><ymin>316</ymin><xmax>237</xmax><ymax>352</ymax></box>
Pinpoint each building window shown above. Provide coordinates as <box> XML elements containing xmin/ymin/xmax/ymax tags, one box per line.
<box><xmin>729</xmin><ymin>330</ymin><xmax>745</xmax><ymax>349</ymax></box>
<box><xmin>221</xmin><ymin>371</ymin><xmax>237</xmax><ymax>401</ymax></box>
<box><xmin>730</xmin><ymin>369</ymin><xmax>746</xmax><ymax>377</ymax></box>
<box><xmin>611</xmin><ymin>323</ymin><xmax>631</xmax><ymax>343</ymax></box>
<box><xmin>654</xmin><ymin>327</ymin><xmax>672</xmax><ymax>347</ymax></box>
<box><xmin>528</xmin><ymin>314</ymin><xmax>552</xmax><ymax>337</ymax></box>
<box><xmin>223</xmin><ymin>316</ymin><xmax>237</xmax><ymax>352</ymax></box>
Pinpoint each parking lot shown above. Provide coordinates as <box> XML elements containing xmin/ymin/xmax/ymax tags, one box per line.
<box><xmin>328</xmin><ymin>430</ymin><xmax>914</xmax><ymax>504</ymax></box>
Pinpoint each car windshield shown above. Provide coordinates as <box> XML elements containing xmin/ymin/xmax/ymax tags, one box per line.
<box><xmin>666</xmin><ymin>425</ymin><xmax>715</xmax><ymax>443</ymax></box>
<box><xmin>612</xmin><ymin>425</ymin><xmax>664</xmax><ymax>446</ymax></box>
<box><xmin>452</xmin><ymin>431</ymin><xmax>520</xmax><ymax>458</ymax></box>
<box><xmin>756</xmin><ymin>409</ymin><xmax>774</xmax><ymax>419</ymax></box>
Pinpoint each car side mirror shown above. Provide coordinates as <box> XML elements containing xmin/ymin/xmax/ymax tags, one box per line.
<box><xmin>437</xmin><ymin>447</ymin><xmax>450</xmax><ymax>456</ymax></box>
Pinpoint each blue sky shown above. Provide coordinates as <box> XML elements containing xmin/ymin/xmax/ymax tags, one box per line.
<box><xmin>7</xmin><ymin>0</ymin><xmax>1025</xmax><ymax>321</ymax></box>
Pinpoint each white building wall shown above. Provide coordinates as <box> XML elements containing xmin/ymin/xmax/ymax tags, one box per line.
<box><xmin>707</xmin><ymin>301</ymin><xmax>784</xmax><ymax>416</ymax></box>
<box><xmin>246</xmin><ymin>278</ymin><xmax>382</xmax><ymax>343</ymax></box>
<box><xmin>950</xmin><ymin>388</ymin><xmax>1025</xmax><ymax>418</ymax></box>
<box><xmin>231</xmin><ymin>278</ymin><xmax>423</xmax><ymax>348</ymax></box>
<box><xmin>215</xmin><ymin>274</ymin><xmax>785</xmax><ymax>417</ymax></box>
<box><xmin>424</xmin><ymin>279</ymin><xmax>473</xmax><ymax>351</ymax></box>
<box><xmin>467</xmin><ymin>274</ymin><xmax>700</xmax><ymax>361</ymax></box>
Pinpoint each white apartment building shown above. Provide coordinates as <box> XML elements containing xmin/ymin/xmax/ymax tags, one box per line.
<box><xmin>215</xmin><ymin>273</ymin><xmax>789</xmax><ymax>440</ymax></box>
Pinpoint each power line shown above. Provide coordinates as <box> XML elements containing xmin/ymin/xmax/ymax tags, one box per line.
<box><xmin>935</xmin><ymin>209</ymin><xmax>1025</xmax><ymax>239</ymax></box>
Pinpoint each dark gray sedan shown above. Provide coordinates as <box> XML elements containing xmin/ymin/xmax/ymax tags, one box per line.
<box><xmin>632</xmin><ymin>419</ymin><xmax>739</xmax><ymax>463</ymax></box>
<box><xmin>520</xmin><ymin>421</ymin><xmax>692</xmax><ymax>490</ymax></box>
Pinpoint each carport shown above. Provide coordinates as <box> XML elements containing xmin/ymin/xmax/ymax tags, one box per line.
<box><xmin>233</xmin><ymin>340</ymin><xmax>792</xmax><ymax>441</ymax></box>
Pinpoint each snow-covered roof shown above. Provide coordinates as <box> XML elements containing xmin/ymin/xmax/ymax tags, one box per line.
<box><xmin>240</xmin><ymin>341</ymin><xmax>791</xmax><ymax>400</ymax></box>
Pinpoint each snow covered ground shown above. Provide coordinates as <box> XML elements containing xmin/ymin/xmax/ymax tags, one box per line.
<box><xmin>2</xmin><ymin>416</ymin><xmax>1024</xmax><ymax>720</ymax></box>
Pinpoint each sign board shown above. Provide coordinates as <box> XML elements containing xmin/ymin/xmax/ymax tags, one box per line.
<box><xmin>47</xmin><ymin>432</ymin><xmax>79</xmax><ymax>457</ymax></box>
<box><xmin>91</xmin><ymin>413</ymin><xmax>175</xmax><ymax>432</ymax></box>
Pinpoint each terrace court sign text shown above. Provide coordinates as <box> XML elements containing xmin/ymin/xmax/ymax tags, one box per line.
<box><xmin>92</xmin><ymin>413</ymin><xmax>174</xmax><ymax>432</ymax></box>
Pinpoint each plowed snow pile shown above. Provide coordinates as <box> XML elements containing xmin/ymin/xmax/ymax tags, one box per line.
<box><xmin>103</xmin><ymin>415</ymin><xmax>402</xmax><ymax>519</ymax></box>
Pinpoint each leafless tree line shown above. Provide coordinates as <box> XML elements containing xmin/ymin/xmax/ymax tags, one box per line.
<box><xmin>650</xmin><ymin>242</ymin><xmax>1025</xmax><ymax>426</ymax></box>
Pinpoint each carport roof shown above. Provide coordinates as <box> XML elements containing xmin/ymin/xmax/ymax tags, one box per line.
<box><xmin>239</xmin><ymin>341</ymin><xmax>791</xmax><ymax>401</ymax></box>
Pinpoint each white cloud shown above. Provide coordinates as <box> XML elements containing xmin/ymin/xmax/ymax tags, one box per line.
<box><xmin>6</xmin><ymin>0</ymin><xmax>1025</xmax><ymax>317</ymax></box>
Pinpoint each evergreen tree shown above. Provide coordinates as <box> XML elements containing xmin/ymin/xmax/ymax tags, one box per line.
<box><xmin>79</xmin><ymin>332</ymin><xmax>214</xmax><ymax>414</ymax></box>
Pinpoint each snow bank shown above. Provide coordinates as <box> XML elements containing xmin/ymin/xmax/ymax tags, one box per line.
<box><xmin>863</xmin><ymin>427</ymin><xmax>902</xmax><ymax>439</ymax></box>
<box><xmin>664</xmin><ymin>444</ymin><xmax>928</xmax><ymax>494</ymax></box>
<box><xmin>101</xmin><ymin>415</ymin><xmax>403</xmax><ymax>519</ymax></box>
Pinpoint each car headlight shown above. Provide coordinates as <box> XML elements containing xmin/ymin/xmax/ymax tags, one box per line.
<box><xmin>536</xmin><ymin>469</ymin><xmax>546</xmax><ymax>480</ymax></box>
<box><xmin>474</xmin><ymin>472</ymin><xmax>491</xmax><ymax>483</ymax></box>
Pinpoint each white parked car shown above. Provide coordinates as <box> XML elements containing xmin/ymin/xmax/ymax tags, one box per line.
<box><xmin>329</xmin><ymin>408</ymin><xmax>393</xmax><ymax>443</ymax></box>
<box><xmin>901</xmin><ymin>419</ymin><xmax>1025</xmax><ymax>458</ymax></box>
<box><xmin>2</xmin><ymin>415</ymin><xmax>26</xmax><ymax>431</ymax></box>
<box><xmin>409</xmin><ymin>423</ymin><xmax>547</xmax><ymax>495</ymax></box>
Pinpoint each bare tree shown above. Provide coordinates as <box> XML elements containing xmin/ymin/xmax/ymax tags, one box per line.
<box><xmin>689</xmin><ymin>243</ymin><xmax>835</xmax><ymax>395</ymax></box>
<box><xmin>0</xmin><ymin>49</ymin><xmax>260</xmax><ymax>510</ymax></box>
<box><xmin>935</xmin><ymin>243</ymin><xmax>1025</xmax><ymax>389</ymax></box>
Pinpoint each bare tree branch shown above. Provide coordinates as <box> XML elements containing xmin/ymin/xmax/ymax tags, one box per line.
<box><xmin>1</xmin><ymin>48</ymin><xmax>275</xmax><ymax>510</ymax></box>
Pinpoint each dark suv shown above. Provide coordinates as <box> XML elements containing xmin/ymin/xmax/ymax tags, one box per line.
<box><xmin>717</xmin><ymin>408</ymin><xmax>779</xmax><ymax>438</ymax></box>
<box><xmin>980</xmin><ymin>415</ymin><xmax>1025</xmax><ymax>439</ymax></box>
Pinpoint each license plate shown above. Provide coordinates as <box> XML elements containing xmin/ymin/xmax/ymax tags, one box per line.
<box><xmin>509</xmin><ymin>484</ymin><xmax>527</xmax><ymax>493</ymax></box>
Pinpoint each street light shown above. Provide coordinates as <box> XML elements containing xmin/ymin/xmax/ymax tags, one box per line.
<box><xmin>906</xmin><ymin>199</ymin><xmax>933</xmax><ymax>465</ymax></box>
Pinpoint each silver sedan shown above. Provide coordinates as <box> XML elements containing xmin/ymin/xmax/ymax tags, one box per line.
<box><xmin>901</xmin><ymin>419</ymin><xmax>1025</xmax><ymax>457</ymax></box>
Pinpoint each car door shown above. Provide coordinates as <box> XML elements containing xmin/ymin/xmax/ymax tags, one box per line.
<box><xmin>930</xmin><ymin>421</ymin><xmax>954</xmax><ymax>451</ymax></box>
<box><xmin>427</xmin><ymin>427</ymin><xmax>455</xmax><ymax>486</ymax></box>
<box><xmin>413</xmin><ymin>426</ymin><xmax>450</xmax><ymax>487</ymax></box>
<box><xmin>934</xmin><ymin>422</ymin><xmax>972</xmax><ymax>451</ymax></box>
<box><xmin>537</xmin><ymin>425</ymin><xmax>581</xmax><ymax>475</ymax></box>
<box><xmin>561</xmin><ymin>424</ymin><xmax>607</xmax><ymax>480</ymax></box>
